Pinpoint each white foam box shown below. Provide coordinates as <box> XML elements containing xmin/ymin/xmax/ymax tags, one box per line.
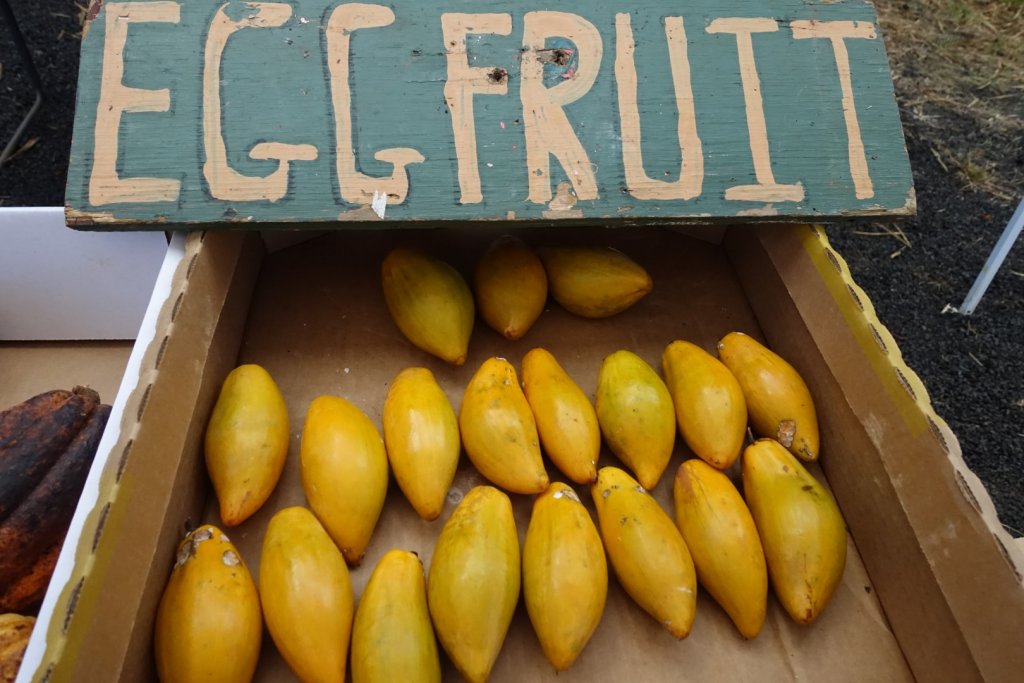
<box><xmin>0</xmin><ymin>204</ymin><xmax>167</xmax><ymax>422</ymax></box>
<box><xmin>0</xmin><ymin>206</ymin><xmax>165</xmax><ymax>406</ymax></box>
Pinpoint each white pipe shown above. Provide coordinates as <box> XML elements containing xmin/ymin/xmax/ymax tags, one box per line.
<box><xmin>959</xmin><ymin>197</ymin><xmax>1024</xmax><ymax>315</ymax></box>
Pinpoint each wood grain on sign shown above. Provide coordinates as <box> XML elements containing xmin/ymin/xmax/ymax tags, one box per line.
<box><xmin>65</xmin><ymin>0</ymin><xmax>915</xmax><ymax>228</ymax></box>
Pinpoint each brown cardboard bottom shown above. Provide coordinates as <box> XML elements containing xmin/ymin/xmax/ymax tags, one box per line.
<box><xmin>0</xmin><ymin>342</ymin><xmax>132</xmax><ymax>410</ymax></box>
<box><xmin>38</xmin><ymin>226</ymin><xmax>1023</xmax><ymax>683</ymax></box>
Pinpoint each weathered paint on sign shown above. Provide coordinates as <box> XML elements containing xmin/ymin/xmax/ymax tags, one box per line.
<box><xmin>66</xmin><ymin>0</ymin><xmax>914</xmax><ymax>227</ymax></box>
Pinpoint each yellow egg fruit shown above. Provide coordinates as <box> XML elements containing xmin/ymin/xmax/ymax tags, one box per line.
<box><xmin>474</xmin><ymin>235</ymin><xmax>548</xmax><ymax>341</ymax></box>
<box><xmin>673</xmin><ymin>459</ymin><xmax>767</xmax><ymax>639</ymax></box>
<box><xmin>595</xmin><ymin>350</ymin><xmax>676</xmax><ymax>490</ymax></box>
<box><xmin>662</xmin><ymin>340</ymin><xmax>747</xmax><ymax>470</ymax></box>
<box><xmin>591</xmin><ymin>467</ymin><xmax>696</xmax><ymax>638</ymax></box>
<box><xmin>742</xmin><ymin>439</ymin><xmax>847</xmax><ymax>624</ymax></box>
<box><xmin>154</xmin><ymin>525</ymin><xmax>261</xmax><ymax>683</ymax></box>
<box><xmin>381</xmin><ymin>247</ymin><xmax>474</xmax><ymax>366</ymax></box>
<box><xmin>521</xmin><ymin>348</ymin><xmax>600</xmax><ymax>485</ymax></box>
<box><xmin>718</xmin><ymin>332</ymin><xmax>819</xmax><ymax>461</ymax></box>
<box><xmin>351</xmin><ymin>549</ymin><xmax>440</xmax><ymax>683</ymax></box>
<box><xmin>382</xmin><ymin>367</ymin><xmax>460</xmax><ymax>521</ymax></box>
<box><xmin>300</xmin><ymin>395</ymin><xmax>389</xmax><ymax>566</ymax></box>
<box><xmin>427</xmin><ymin>486</ymin><xmax>520</xmax><ymax>683</ymax></box>
<box><xmin>204</xmin><ymin>364</ymin><xmax>290</xmax><ymax>526</ymax></box>
<box><xmin>459</xmin><ymin>357</ymin><xmax>549</xmax><ymax>494</ymax></box>
<box><xmin>523</xmin><ymin>482</ymin><xmax>607</xmax><ymax>671</ymax></box>
<box><xmin>259</xmin><ymin>507</ymin><xmax>354</xmax><ymax>683</ymax></box>
<box><xmin>538</xmin><ymin>245</ymin><xmax>652</xmax><ymax>318</ymax></box>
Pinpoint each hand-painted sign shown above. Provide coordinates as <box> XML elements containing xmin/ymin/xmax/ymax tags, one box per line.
<box><xmin>66</xmin><ymin>0</ymin><xmax>914</xmax><ymax>227</ymax></box>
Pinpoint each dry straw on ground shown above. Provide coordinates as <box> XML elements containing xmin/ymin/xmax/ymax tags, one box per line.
<box><xmin>877</xmin><ymin>0</ymin><xmax>1024</xmax><ymax>201</ymax></box>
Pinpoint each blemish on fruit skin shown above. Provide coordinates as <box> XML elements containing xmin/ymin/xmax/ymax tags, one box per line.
<box><xmin>175</xmin><ymin>543</ymin><xmax>192</xmax><ymax>568</ymax></box>
<box><xmin>176</xmin><ymin>527</ymin><xmax>216</xmax><ymax>567</ymax></box>
<box><xmin>222</xmin><ymin>550</ymin><xmax>241</xmax><ymax>567</ymax></box>
<box><xmin>557</xmin><ymin>487</ymin><xmax>581</xmax><ymax>503</ymax></box>
<box><xmin>777</xmin><ymin>419</ymin><xmax>797</xmax><ymax>448</ymax></box>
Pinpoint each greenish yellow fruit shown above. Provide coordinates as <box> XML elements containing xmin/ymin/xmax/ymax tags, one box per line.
<box><xmin>538</xmin><ymin>245</ymin><xmax>652</xmax><ymax>318</ymax></box>
<box><xmin>591</xmin><ymin>467</ymin><xmax>696</xmax><ymax>638</ymax></box>
<box><xmin>522</xmin><ymin>348</ymin><xmax>600</xmax><ymax>485</ymax></box>
<box><xmin>459</xmin><ymin>357</ymin><xmax>549</xmax><ymax>494</ymax></box>
<box><xmin>662</xmin><ymin>340</ymin><xmax>747</xmax><ymax>470</ymax></box>
<box><xmin>673</xmin><ymin>459</ymin><xmax>767</xmax><ymax>639</ymax></box>
<box><xmin>474</xmin><ymin>236</ymin><xmax>548</xmax><ymax>340</ymax></box>
<box><xmin>742</xmin><ymin>439</ymin><xmax>847</xmax><ymax>624</ymax></box>
<box><xmin>595</xmin><ymin>350</ymin><xmax>676</xmax><ymax>490</ymax></box>
<box><xmin>154</xmin><ymin>525</ymin><xmax>261</xmax><ymax>683</ymax></box>
<box><xmin>382</xmin><ymin>367</ymin><xmax>460</xmax><ymax>521</ymax></box>
<box><xmin>381</xmin><ymin>247</ymin><xmax>474</xmax><ymax>366</ymax></box>
<box><xmin>718</xmin><ymin>332</ymin><xmax>819</xmax><ymax>461</ymax></box>
<box><xmin>204</xmin><ymin>364</ymin><xmax>290</xmax><ymax>526</ymax></box>
<box><xmin>523</xmin><ymin>482</ymin><xmax>607</xmax><ymax>671</ymax></box>
<box><xmin>352</xmin><ymin>550</ymin><xmax>440</xmax><ymax>683</ymax></box>
<box><xmin>300</xmin><ymin>395</ymin><xmax>389</xmax><ymax>566</ymax></box>
<box><xmin>427</xmin><ymin>486</ymin><xmax>520</xmax><ymax>683</ymax></box>
<box><xmin>259</xmin><ymin>507</ymin><xmax>354</xmax><ymax>683</ymax></box>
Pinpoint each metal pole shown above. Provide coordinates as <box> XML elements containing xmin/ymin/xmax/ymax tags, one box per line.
<box><xmin>0</xmin><ymin>0</ymin><xmax>46</xmax><ymax>167</ymax></box>
<box><xmin>958</xmin><ymin>197</ymin><xmax>1024</xmax><ymax>315</ymax></box>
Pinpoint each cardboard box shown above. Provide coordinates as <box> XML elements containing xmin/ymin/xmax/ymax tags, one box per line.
<box><xmin>19</xmin><ymin>225</ymin><xmax>1024</xmax><ymax>682</ymax></box>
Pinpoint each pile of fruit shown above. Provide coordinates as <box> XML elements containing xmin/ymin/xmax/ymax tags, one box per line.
<box><xmin>154</xmin><ymin>240</ymin><xmax>848</xmax><ymax>683</ymax></box>
<box><xmin>0</xmin><ymin>387</ymin><xmax>111</xmax><ymax>681</ymax></box>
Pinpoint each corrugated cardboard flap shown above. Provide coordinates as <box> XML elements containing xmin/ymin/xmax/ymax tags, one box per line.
<box><xmin>727</xmin><ymin>224</ymin><xmax>1023</xmax><ymax>683</ymax></box>
<box><xmin>25</xmin><ymin>231</ymin><xmax>264</xmax><ymax>682</ymax></box>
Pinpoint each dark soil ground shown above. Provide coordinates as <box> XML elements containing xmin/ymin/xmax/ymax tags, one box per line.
<box><xmin>1</xmin><ymin>1</ymin><xmax>1021</xmax><ymax>535</ymax></box>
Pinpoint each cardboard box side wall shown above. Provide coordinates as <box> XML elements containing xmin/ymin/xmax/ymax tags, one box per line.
<box><xmin>782</xmin><ymin>229</ymin><xmax>1024</xmax><ymax>682</ymax></box>
<box><xmin>14</xmin><ymin>234</ymin><xmax>187</xmax><ymax>683</ymax></box>
<box><xmin>118</xmin><ymin>232</ymin><xmax>265</xmax><ymax>681</ymax></box>
<box><xmin>726</xmin><ymin>226</ymin><xmax>1024</xmax><ymax>682</ymax></box>
<box><xmin>18</xmin><ymin>231</ymin><xmax>263</xmax><ymax>683</ymax></box>
<box><xmin>21</xmin><ymin>226</ymin><xmax>1024</xmax><ymax>682</ymax></box>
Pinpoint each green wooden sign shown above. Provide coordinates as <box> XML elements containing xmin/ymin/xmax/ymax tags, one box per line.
<box><xmin>66</xmin><ymin>0</ymin><xmax>914</xmax><ymax>227</ymax></box>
